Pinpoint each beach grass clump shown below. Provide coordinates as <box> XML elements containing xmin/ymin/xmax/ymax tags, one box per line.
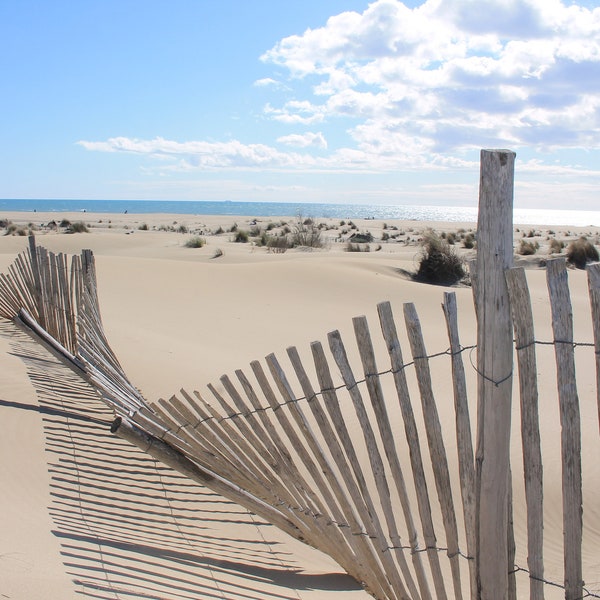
<box><xmin>346</xmin><ymin>242</ymin><xmax>371</xmax><ymax>252</ymax></box>
<box><xmin>138</xmin><ymin>223</ymin><xmax>149</xmax><ymax>231</ymax></box>
<box><xmin>184</xmin><ymin>236</ymin><xmax>206</xmax><ymax>248</ymax></box>
<box><xmin>566</xmin><ymin>237</ymin><xmax>599</xmax><ymax>269</ymax></box>
<box><xmin>234</xmin><ymin>230</ymin><xmax>249</xmax><ymax>243</ymax></box>
<box><xmin>415</xmin><ymin>230</ymin><xmax>466</xmax><ymax>285</ymax></box>
<box><xmin>267</xmin><ymin>235</ymin><xmax>291</xmax><ymax>253</ymax></box>
<box><xmin>66</xmin><ymin>221</ymin><xmax>89</xmax><ymax>234</ymax></box>
<box><xmin>517</xmin><ymin>239</ymin><xmax>539</xmax><ymax>255</ymax></box>
<box><xmin>462</xmin><ymin>232</ymin><xmax>476</xmax><ymax>249</ymax></box>
<box><xmin>4</xmin><ymin>223</ymin><xmax>28</xmax><ymax>236</ymax></box>
<box><xmin>290</xmin><ymin>214</ymin><xmax>324</xmax><ymax>248</ymax></box>
<box><xmin>211</xmin><ymin>248</ymin><xmax>224</xmax><ymax>258</ymax></box>
<box><xmin>549</xmin><ymin>238</ymin><xmax>565</xmax><ymax>255</ymax></box>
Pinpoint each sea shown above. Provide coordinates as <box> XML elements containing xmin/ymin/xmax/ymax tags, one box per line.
<box><xmin>1</xmin><ymin>199</ymin><xmax>599</xmax><ymax>227</ymax></box>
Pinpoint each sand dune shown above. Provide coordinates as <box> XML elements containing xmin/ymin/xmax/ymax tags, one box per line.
<box><xmin>1</xmin><ymin>211</ymin><xmax>599</xmax><ymax>599</ymax></box>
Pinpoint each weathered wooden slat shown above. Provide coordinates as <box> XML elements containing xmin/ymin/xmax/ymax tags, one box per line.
<box><xmin>249</xmin><ymin>360</ymin><xmax>331</xmax><ymax>521</ymax></box>
<box><xmin>310</xmin><ymin>340</ymin><xmax>407</xmax><ymax>600</ymax></box>
<box><xmin>158</xmin><ymin>392</ymin><xmax>275</xmax><ymax>507</ymax></box>
<box><xmin>546</xmin><ymin>259</ymin><xmax>583</xmax><ymax>600</ymax></box>
<box><xmin>403</xmin><ymin>302</ymin><xmax>463</xmax><ymax>600</ymax></box>
<box><xmin>475</xmin><ymin>149</ymin><xmax>515</xmax><ymax>598</ymax></box>
<box><xmin>28</xmin><ymin>235</ymin><xmax>45</xmax><ymax>326</ymax></box>
<box><xmin>111</xmin><ymin>415</ymin><xmax>303</xmax><ymax>541</ymax></box>
<box><xmin>286</xmin><ymin>345</ymin><xmax>394</xmax><ymax>600</ymax></box>
<box><xmin>328</xmin><ymin>329</ymin><xmax>412</xmax><ymax>600</ymax></box>
<box><xmin>223</xmin><ymin>371</ymin><xmax>320</xmax><ymax>518</ymax></box>
<box><xmin>217</xmin><ymin>374</ymin><xmax>325</xmax><ymax>529</ymax></box>
<box><xmin>265</xmin><ymin>353</ymin><xmax>369</xmax><ymax>582</ymax></box>
<box><xmin>249</xmin><ymin>358</ymin><xmax>358</xmax><ymax>584</ymax></box>
<box><xmin>505</xmin><ymin>267</ymin><xmax>544</xmax><ymax>600</ymax></box>
<box><xmin>352</xmin><ymin>315</ymin><xmax>430</xmax><ymax>600</ymax></box>
<box><xmin>441</xmin><ymin>291</ymin><xmax>477</xmax><ymax>599</ymax></box>
<box><xmin>377</xmin><ymin>301</ymin><xmax>448</xmax><ymax>600</ymax></box>
<box><xmin>233</xmin><ymin>369</ymin><xmax>323</xmax><ymax>519</ymax></box>
<box><xmin>587</xmin><ymin>263</ymin><xmax>600</xmax><ymax>433</ymax></box>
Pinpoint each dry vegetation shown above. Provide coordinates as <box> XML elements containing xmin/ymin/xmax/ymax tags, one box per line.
<box><xmin>1</xmin><ymin>214</ymin><xmax>599</xmax><ymax>280</ymax></box>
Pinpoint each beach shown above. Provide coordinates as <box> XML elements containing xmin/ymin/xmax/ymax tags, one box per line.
<box><xmin>1</xmin><ymin>211</ymin><xmax>599</xmax><ymax>599</ymax></box>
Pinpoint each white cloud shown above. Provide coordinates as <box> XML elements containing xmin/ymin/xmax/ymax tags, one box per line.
<box><xmin>77</xmin><ymin>137</ymin><xmax>318</xmax><ymax>170</ymax></box>
<box><xmin>261</xmin><ymin>0</ymin><xmax>600</xmax><ymax>156</ymax></box>
<box><xmin>253</xmin><ymin>77</ymin><xmax>278</xmax><ymax>87</ymax></box>
<box><xmin>277</xmin><ymin>132</ymin><xmax>328</xmax><ymax>149</ymax></box>
<box><xmin>78</xmin><ymin>0</ymin><xmax>600</xmax><ymax>207</ymax></box>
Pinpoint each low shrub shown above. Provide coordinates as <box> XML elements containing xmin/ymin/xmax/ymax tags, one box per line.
<box><xmin>138</xmin><ymin>223</ymin><xmax>149</xmax><ymax>231</ymax></box>
<box><xmin>549</xmin><ymin>238</ymin><xmax>564</xmax><ymax>255</ymax></box>
<box><xmin>177</xmin><ymin>224</ymin><xmax>189</xmax><ymax>234</ymax></box>
<box><xmin>67</xmin><ymin>221</ymin><xmax>89</xmax><ymax>233</ymax></box>
<box><xmin>184</xmin><ymin>236</ymin><xmax>206</xmax><ymax>248</ymax></box>
<box><xmin>517</xmin><ymin>240</ymin><xmax>539</xmax><ymax>255</ymax></box>
<box><xmin>290</xmin><ymin>214</ymin><xmax>323</xmax><ymax>248</ymax></box>
<box><xmin>462</xmin><ymin>233</ymin><xmax>476</xmax><ymax>249</ymax></box>
<box><xmin>415</xmin><ymin>231</ymin><xmax>466</xmax><ymax>285</ymax></box>
<box><xmin>566</xmin><ymin>237</ymin><xmax>599</xmax><ymax>269</ymax></box>
<box><xmin>346</xmin><ymin>242</ymin><xmax>371</xmax><ymax>252</ymax></box>
<box><xmin>234</xmin><ymin>230</ymin><xmax>249</xmax><ymax>243</ymax></box>
<box><xmin>267</xmin><ymin>236</ymin><xmax>291</xmax><ymax>253</ymax></box>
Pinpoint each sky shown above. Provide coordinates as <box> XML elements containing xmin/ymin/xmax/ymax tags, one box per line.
<box><xmin>1</xmin><ymin>0</ymin><xmax>599</xmax><ymax>210</ymax></box>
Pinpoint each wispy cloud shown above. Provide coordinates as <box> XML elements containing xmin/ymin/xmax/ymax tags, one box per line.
<box><xmin>277</xmin><ymin>132</ymin><xmax>328</xmax><ymax>149</ymax></box>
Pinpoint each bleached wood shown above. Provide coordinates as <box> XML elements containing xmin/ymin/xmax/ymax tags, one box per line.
<box><xmin>352</xmin><ymin>315</ymin><xmax>431</xmax><ymax>600</ymax></box>
<box><xmin>234</xmin><ymin>369</ymin><xmax>322</xmax><ymax>518</ymax></box>
<box><xmin>377</xmin><ymin>301</ymin><xmax>448</xmax><ymax>600</ymax></box>
<box><xmin>250</xmin><ymin>358</ymin><xmax>357</xmax><ymax>581</ymax></box>
<box><xmin>310</xmin><ymin>340</ymin><xmax>405</xmax><ymax>600</ymax></box>
<box><xmin>286</xmin><ymin>346</ymin><xmax>390</xmax><ymax>600</ymax></box>
<box><xmin>475</xmin><ymin>149</ymin><xmax>515</xmax><ymax>600</ymax></box>
<box><xmin>442</xmin><ymin>292</ymin><xmax>477</xmax><ymax>599</ymax></box>
<box><xmin>111</xmin><ymin>416</ymin><xmax>302</xmax><ymax>540</ymax></box>
<box><xmin>328</xmin><ymin>329</ymin><xmax>411</xmax><ymax>600</ymax></box>
<box><xmin>546</xmin><ymin>259</ymin><xmax>583</xmax><ymax>600</ymax></box>
<box><xmin>587</xmin><ymin>263</ymin><xmax>600</xmax><ymax>432</ymax></box>
<box><xmin>505</xmin><ymin>267</ymin><xmax>544</xmax><ymax>600</ymax></box>
<box><xmin>250</xmin><ymin>360</ymin><xmax>331</xmax><ymax>520</ymax></box>
<box><xmin>403</xmin><ymin>302</ymin><xmax>463</xmax><ymax>600</ymax></box>
<box><xmin>265</xmin><ymin>353</ymin><xmax>370</xmax><ymax>578</ymax></box>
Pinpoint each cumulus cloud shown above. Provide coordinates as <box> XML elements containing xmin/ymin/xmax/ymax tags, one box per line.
<box><xmin>261</xmin><ymin>0</ymin><xmax>600</xmax><ymax>156</ymax></box>
<box><xmin>79</xmin><ymin>0</ymin><xmax>600</xmax><ymax>190</ymax></box>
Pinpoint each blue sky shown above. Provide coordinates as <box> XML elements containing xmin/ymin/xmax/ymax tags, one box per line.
<box><xmin>1</xmin><ymin>0</ymin><xmax>599</xmax><ymax>209</ymax></box>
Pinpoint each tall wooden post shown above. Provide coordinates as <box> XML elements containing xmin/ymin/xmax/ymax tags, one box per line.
<box><xmin>475</xmin><ymin>149</ymin><xmax>515</xmax><ymax>599</ymax></box>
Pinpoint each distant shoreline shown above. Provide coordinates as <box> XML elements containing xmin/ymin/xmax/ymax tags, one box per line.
<box><xmin>1</xmin><ymin>199</ymin><xmax>600</xmax><ymax>226</ymax></box>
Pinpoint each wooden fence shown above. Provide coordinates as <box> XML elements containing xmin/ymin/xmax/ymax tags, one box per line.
<box><xmin>1</xmin><ymin>150</ymin><xmax>598</xmax><ymax>599</ymax></box>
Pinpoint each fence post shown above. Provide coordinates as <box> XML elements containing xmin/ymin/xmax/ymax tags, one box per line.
<box><xmin>474</xmin><ymin>149</ymin><xmax>515</xmax><ymax>599</ymax></box>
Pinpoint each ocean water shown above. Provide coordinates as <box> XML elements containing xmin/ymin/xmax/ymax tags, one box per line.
<box><xmin>1</xmin><ymin>198</ymin><xmax>599</xmax><ymax>227</ymax></box>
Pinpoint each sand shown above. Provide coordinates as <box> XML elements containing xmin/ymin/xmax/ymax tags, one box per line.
<box><xmin>0</xmin><ymin>210</ymin><xmax>598</xmax><ymax>599</ymax></box>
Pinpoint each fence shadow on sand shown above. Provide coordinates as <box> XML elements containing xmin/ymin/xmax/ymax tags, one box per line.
<box><xmin>1</xmin><ymin>320</ymin><xmax>361</xmax><ymax>600</ymax></box>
